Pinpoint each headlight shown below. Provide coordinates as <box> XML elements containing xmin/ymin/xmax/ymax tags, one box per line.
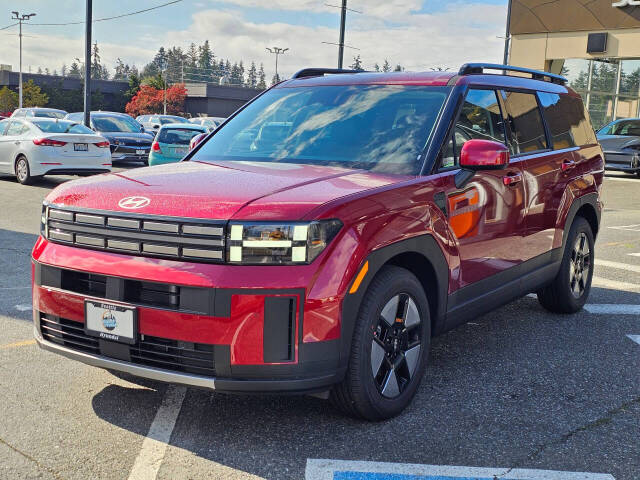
<box><xmin>227</xmin><ymin>219</ymin><xmax>343</xmax><ymax>264</ymax></box>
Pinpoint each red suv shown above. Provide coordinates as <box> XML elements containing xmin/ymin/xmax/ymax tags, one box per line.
<box><xmin>32</xmin><ymin>64</ymin><xmax>604</xmax><ymax>420</ymax></box>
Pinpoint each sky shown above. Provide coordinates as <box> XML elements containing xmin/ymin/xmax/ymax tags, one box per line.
<box><xmin>0</xmin><ymin>0</ymin><xmax>509</xmax><ymax>81</ymax></box>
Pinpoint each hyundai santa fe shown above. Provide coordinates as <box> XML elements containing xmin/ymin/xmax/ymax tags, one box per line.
<box><xmin>32</xmin><ymin>64</ymin><xmax>604</xmax><ymax>420</ymax></box>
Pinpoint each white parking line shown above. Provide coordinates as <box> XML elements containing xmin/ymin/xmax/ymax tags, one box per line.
<box><xmin>595</xmin><ymin>259</ymin><xmax>640</xmax><ymax>274</ymax></box>
<box><xmin>591</xmin><ymin>276</ymin><xmax>640</xmax><ymax>292</ymax></box>
<box><xmin>629</xmin><ymin>253</ymin><xmax>640</xmax><ymax>258</ymax></box>
<box><xmin>14</xmin><ymin>304</ymin><xmax>32</xmax><ymax>312</ymax></box>
<box><xmin>608</xmin><ymin>224</ymin><xmax>640</xmax><ymax>232</ymax></box>
<box><xmin>128</xmin><ymin>385</ymin><xmax>186</xmax><ymax>480</ymax></box>
<box><xmin>584</xmin><ymin>304</ymin><xmax>640</xmax><ymax>315</ymax></box>
<box><xmin>627</xmin><ymin>335</ymin><xmax>640</xmax><ymax>346</ymax></box>
<box><xmin>305</xmin><ymin>459</ymin><xmax>615</xmax><ymax>480</ymax></box>
<box><xmin>604</xmin><ymin>176</ymin><xmax>640</xmax><ymax>183</ymax></box>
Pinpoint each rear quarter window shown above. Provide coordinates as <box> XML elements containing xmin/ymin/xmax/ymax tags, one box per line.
<box><xmin>538</xmin><ymin>92</ymin><xmax>596</xmax><ymax>148</ymax></box>
<box><xmin>501</xmin><ymin>91</ymin><xmax>548</xmax><ymax>155</ymax></box>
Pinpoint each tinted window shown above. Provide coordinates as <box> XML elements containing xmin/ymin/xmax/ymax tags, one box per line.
<box><xmin>600</xmin><ymin>119</ymin><xmax>640</xmax><ymax>137</ymax></box>
<box><xmin>538</xmin><ymin>92</ymin><xmax>596</xmax><ymax>148</ymax></box>
<box><xmin>160</xmin><ymin>116</ymin><xmax>189</xmax><ymax>124</ymax></box>
<box><xmin>32</xmin><ymin>120</ymin><xmax>93</xmax><ymax>134</ymax></box>
<box><xmin>442</xmin><ymin>89</ymin><xmax>505</xmax><ymax>168</ymax></box>
<box><xmin>157</xmin><ymin>128</ymin><xmax>205</xmax><ymax>145</ymax></box>
<box><xmin>194</xmin><ymin>85</ymin><xmax>449</xmax><ymax>175</ymax></box>
<box><xmin>92</xmin><ymin>115</ymin><xmax>141</xmax><ymax>133</ymax></box>
<box><xmin>34</xmin><ymin>110</ymin><xmax>66</xmax><ymax>119</ymax></box>
<box><xmin>6</xmin><ymin>122</ymin><xmax>24</xmax><ymax>136</ymax></box>
<box><xmin>0</xmin><ymin>120</ymin><xmax>8</xmax><ymax>136</ymax></box>
<box><xmin>502</xmin><ymin>91</ymin><xmax>548</xmax><ymax>154</ymax></box>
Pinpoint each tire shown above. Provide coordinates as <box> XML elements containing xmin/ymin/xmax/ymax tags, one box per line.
<box><xmin>330</xmin><ymin>265</ymin><xmax>431</xmax><ymax>421</ymax></box>
<box><xmin>15</xmin><ymin>156</ymin><xmax>34</xmax><ymax>185</ymax></box>
<box><xmin>537</xmin><ymin>216</ymin><xmax>594</xmax><ymax>313</ymax></box>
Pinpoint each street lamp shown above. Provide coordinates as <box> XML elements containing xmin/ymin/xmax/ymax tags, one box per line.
<box><xmin>266</xmin><ymin>47</ymin><xmax>288</xmax><ymax>82</ymax></box>
<box><xmin>11</xmin><ymin>11</ymin><xmax>37</xmax><ymax>109</ymax></box>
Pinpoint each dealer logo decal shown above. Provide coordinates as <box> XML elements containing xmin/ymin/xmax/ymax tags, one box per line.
<box><xmin>118</xmin><ymin>196</ymin><xmax>151</xmax><ymax>209</ymax></box>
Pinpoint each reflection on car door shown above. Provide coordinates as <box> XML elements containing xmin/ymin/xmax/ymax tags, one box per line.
<box><xmin>439</xmin><ymin>89</ymin><xmax>526</xmax><ymax>290</ymax></box>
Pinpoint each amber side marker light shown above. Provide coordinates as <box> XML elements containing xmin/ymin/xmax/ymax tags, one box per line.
<box><xmin>349</xmin><ymin>261</ymin><xmax>369</xmax><ymax>294</ymax></box>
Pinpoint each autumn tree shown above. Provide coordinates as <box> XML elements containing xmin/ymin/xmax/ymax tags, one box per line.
<box><xmin>125</xmin><ymin>84</ymin><xmax>186</xmax><ymax>116</ymax></box>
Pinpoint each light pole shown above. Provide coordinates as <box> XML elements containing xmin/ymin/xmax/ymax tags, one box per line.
<box><xmin>266</xmin><ymin>47</ymin><xmax>288</xmax><ymax>82</ymax></box>
<box><xmin>11</xmin><ymin>11</ymin><xmax>36</xmax><ymax>109</ymax></box>
<box><xmin>503</xmin><ymin>0</ymin><xmax>512</xmax><ymax>65</ymax></box>
<box><xmin>337</xmin><ymin>0</ymin><xmax>347</xmax><ymax>69</ymax></box>
<box><xmin>163</xmin><ymin>67</ymin><xmax>167</xmax><ymax>114</ymax></box>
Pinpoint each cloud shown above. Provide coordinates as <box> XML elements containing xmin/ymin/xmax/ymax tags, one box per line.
<box><xmin>0</xmin><ymin>1</ymin><xmax>507</xmax><ymax>79</ymax></box>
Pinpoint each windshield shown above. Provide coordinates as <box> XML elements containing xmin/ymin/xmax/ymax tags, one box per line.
<box><xmin>32</xmin><ymin>120</ymin><xmax>93</xmax><ymax>134</ymax></box>
<box><xmin>34</xmin><ymin>110</ymin><xmax>66</xmax><ymax>119</ymax></box>
<box><xmin>160</xmin><ymin>116</ymin><xmax>190</xmax><ymax>124</ymax></box>
<box><xmin>92</xmin><ymin>115</ymin><xmax>141</xmax><ymax>133</ymax></box>
<box><xmin>193</xmin><ymin>85</ymin><xmax>449</xmax><ymax>174</ymax></box>
<box><xmin>157</xmin><ymin>127</ymin><xmax>204</xmax><ymax>145</ymax></box>
<box><xmin>599</xmin><ymin>120</ymin><xmax>640</xmax><ymax>136</ymax></box>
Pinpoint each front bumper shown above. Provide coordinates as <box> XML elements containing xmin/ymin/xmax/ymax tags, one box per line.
<box><xmin>604</xmin><ymin>151</ymin><xmax>640</xmax><ymax>173</ymax></box>
<box><xmin>34</xmin><ymin>325</ymin><xmax>341</xmax><ymax>393</ymax></box>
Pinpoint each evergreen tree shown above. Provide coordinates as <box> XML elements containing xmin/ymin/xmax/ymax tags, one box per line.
<box><xmin>125</xmin><ymin>70</ymin><xmax>141</xmax><ymax>101</ymax></box>
<box><xmin>349</xmin><ymin>55</ymin><xmax>363</xmax><ymax>71</ymax></box>
<box><xmin>22</xmin><ymin>79</ymin><xmax>49</xmax><ymax>107</ymax></box>
<box><xmin>382</xmin><ymin>60</ymin><xmax>391</xmax><ymax>72</ymax></box>
<box><xmin>230</xmin><ymin>62</ymin><xmax>243</xmax><ymax>85</ymax></box>
<box><xmin>44</xmin><ymin>68</ymin><xmax>50</xmax><ymax>75</ymax></box>
<box><xmin>373</xmin><ymin>63</ymin><xmax>380</xmax><ymax>72</ymax></box>
<box><xmin>257</xmin><ymin>63</ymin><xmax>267</xmax><ymax>89</ymax></box>
<box><xmin>271</xmin><ymin>73</ymin><xmax>281</xmax><ymax>85</ymax></box>
<box><xmin>53</xmin><ymin>69</ymin><xmax>58</xmax><ymax>76</ymax></box>
<box><xmin>394</xmin><ymin>64</ymin><xmax>403</xmax><ymax>72</ymax></box>
<box><xmin>247</xmin><ymin>61</ymin><xmax>258</xmax><ymax>88</ymax></box>
<box><xmin>37</xmin><ymin>67</ymin><xmax>43</xmax><ymax>74</ymax></box>
<box><xmin>61</xmin><ymin>64</ymin><xmax>67</xmax><ymax>77</ymax></box>
<box><xmin>198</xmin><ymin>40</ymin><xmax>214</xmax><ymax>72</ymax></box>
<box><xmin>69</xmin><ymin>61</ymin><xmax>81</xmax><ymax>77</ymax></box>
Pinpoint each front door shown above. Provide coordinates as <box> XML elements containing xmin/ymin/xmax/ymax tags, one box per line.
<box><xmin>0</xmin><ymin>121</ymin><xmax>21</xmax><ymax>174</ymax></box>
<box><xmin>438</xmin><ymin>88</ymin><xmax>526</xmax><ymax>290</ymax></box>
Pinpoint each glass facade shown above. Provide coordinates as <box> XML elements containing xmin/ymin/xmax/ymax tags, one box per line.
<box><xmin>560</xmin><ymin>58</ymin><xmax>640</xmax><ymax>128</ymax></box>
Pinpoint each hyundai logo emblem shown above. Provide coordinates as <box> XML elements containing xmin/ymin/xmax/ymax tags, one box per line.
<box><xmin>118</xmin><ymin>196</ymin><xmax>151</xmax><ymax>209</ymax></box>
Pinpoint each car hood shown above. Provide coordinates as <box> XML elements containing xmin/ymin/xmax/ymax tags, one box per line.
<box><xmin>597</xmin><ymin>134</ymin><xmax>640</xmax><ymax>151</ymax></box>
<box><xmin>45</xmin><ymin>160</ymin><xmax>408</xmax><ymax>220</ymax></box>
<box><xmin>100</xmin><ymin>132</ymin><xmax>153</xmax><ymax>144</ymax></box>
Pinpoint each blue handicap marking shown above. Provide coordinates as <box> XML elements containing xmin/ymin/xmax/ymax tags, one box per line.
<box><xmin>335</xmin><ymin>473</ymin><xmax>495</xmax><ymax>480</ymax></box>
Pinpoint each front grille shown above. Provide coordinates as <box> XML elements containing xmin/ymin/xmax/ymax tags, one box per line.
<box><xmin>45</xmin><ymin>206</ymin><xmax>225</xmax><ymax>263</ymax></box>
<box><xmin>62</xmin><ymin>270</ymin><xmax>107</xmax><ymax>297</ymax></box>
<box><xmin>39</xmin><ymin>314</ymin><xmax>216</xmax><ymax>377</ymax></box>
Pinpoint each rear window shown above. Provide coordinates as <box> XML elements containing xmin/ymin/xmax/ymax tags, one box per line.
<box><xmin>92</xmin><ymin>115</ymin><xmax>141</xmax><ymax>133</ymax></box>
<box><xmin>34</xmin><ymin>110</ymin><xmax>66</xmax><ymax>119</ymax></box>
<box><xmin>502</xmin><ymin>91</ymin><xmax>548</xmax><ymax>154</ymax></box>
<box><xmin>32</xmin><ymin>120</ymin><xmax>93</xmax><ymax>134</ymax></box>
<box><xmin>538</xmin><ymin>92</ymin><xmax>595</xmax><ymax>148</ymax></box>
<box><xmin>160</xmin><ymin>116</ymin><xmax>190</xmax><ymax>125</ymax></box>
<box><xmin>157</xmin><ymin>128</ymin><xmax>204</xmax><ymax>145</ymax></box>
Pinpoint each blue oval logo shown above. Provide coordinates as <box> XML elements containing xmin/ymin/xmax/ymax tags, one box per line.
<box><xmin>102</xmin><ymin>310</ymin><xmax>117</xmax><ymax>331</ymax></box>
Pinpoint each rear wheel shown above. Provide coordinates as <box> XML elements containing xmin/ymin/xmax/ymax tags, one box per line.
<box><xmin>330</xmin><ymin>265</ymin><xmax>430</xmax><ymax>420</ymax></box>
<box><xmin>15</xmin><ymin>156</ymin><xmax>36</xmax><ymax>185</ymax></box>
<box><xmin>537</xmin><ymin>216</ymin><xmax>594</xmax><ymax>313</ymax></box>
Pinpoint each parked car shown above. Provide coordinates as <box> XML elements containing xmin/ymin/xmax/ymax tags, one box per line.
<box><xmin>189</xmin><ymin>116</ymin><xmax>226</xmax><ymax>131</ymax></box>
<box><xmin>189</xmin><ymin>131</ymin><xmax>207</xmax><ymax>151</ymax></box>
<box><xmin>66</xmin><ymin>111</ymin><xmax>153</xmax><ymax>165</ymax></box>
<box><xmin>11</xmin><ymin>107</ymin><xmax>68</xmax><ymax>119</ymax></box>
<box><xmin>596</xmin><ymin>118</ymin><xmax>640</xmax><ymax>176</ymax></box>
<box><xmin>33</xmin><ymin>64</ymin><xmax>603</xmax><ymax>420</ymax></box>
<box><xmin>0</xmin><ymin>117</ymin><xmax>111</xmax><ymax>184</ymax></box>
<box><xmin>149</xmin><ymin>124</ymin><xmax>207</xmax><ymax>166</ymax></box>
<box><xmin>136</xmin><ymin>114</ymin><xmax>191</xmax><ymax>135</ymax></box>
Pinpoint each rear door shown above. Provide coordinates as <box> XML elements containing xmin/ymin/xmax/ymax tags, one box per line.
<box><xmin>439</xmin><ymin>88</ymin><xmax>526</xmax><ymax>289</ymax></box>
<box><xmin>0</xmin><ymin>121</ymin><xmax>24</xmax><ymax>173</ymax></box>
<box><xmin>0</xmin><ymin>120</ymin><xmax>13</xmax><ymax>173</ymax></box>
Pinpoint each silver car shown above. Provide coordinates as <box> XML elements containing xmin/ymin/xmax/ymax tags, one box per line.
<box><xmin>597</xmin><ymin>118</ymin><xmax>640</xmax><ymax>176</ymax></box>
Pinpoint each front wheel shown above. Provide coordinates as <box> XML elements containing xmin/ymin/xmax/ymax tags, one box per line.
<box><xmin>330</xmin><ymin>265</ymin><xmax>430</xmax><ymax>420</ymax></box>
<box><xmin>15</xmin><ymin>156</ymin><xmax>35</xmax><ymax>185</ymax></box>
<box><xmin>537</xmin><ymin>216</ymin><xmax>594</xmax><ymax>313</ymax></box>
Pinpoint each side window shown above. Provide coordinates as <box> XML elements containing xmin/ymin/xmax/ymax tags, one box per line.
<box><xmin>538</xmin><ymin>92</ymin><xmax>596</xmax><ymax>149</ymax></box>
<box><xmin>5</xmin><ymin>122</ymin><xmax>23</xmax><ymax>136</ymax></box>
<box><xmin>0</xmin><ymin>120</ymin><xmax>8</xmax><ymax>136</ymax></box>
<box><xmin>501</xmin><ymin>91</ymin><xmax>548</xmax><ymax>155</ymax></box>
<box><xmin>441</xmin><ymin>89</ymin><xmax>505</xmax><ymax>168</ymax></box>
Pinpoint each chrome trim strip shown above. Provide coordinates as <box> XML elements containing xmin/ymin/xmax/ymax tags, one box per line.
<box><xmin>75</xmin><ymin>213</ymin><xmax>105</xmax><ymax>225</ymax></box>
<box><xmin>182</xmin><ymin>225</ymin><xmax>224</xmax><ymax>236</ymax></box>
<box><xmin>108</xmin><ymin>218</ymin><xmax>141</xmax><ymax>229</ymax></box>
<box><xmin>143</xmin><ymin>244</ymin><xmax>179</xmax><ymax>255</ymax></box>
<box><xmin>108</xmin><ymin>239</ymin><xmax>140</xmax><ymax>251</ymax></box>
<box><xmin>34</xmin><ymin>327</ymin><xmax>217</xmax><ymax>390</ymax></box>
<box><xmin>76</xmin><ymin>235</ymin><xmax>105</xmax><ymax>247</ymax></box>
<box><xmin>49</xmin><ymin>210</ymin><xmax>74</xmax><ymax>221</ymax></box>
<box><xmin>182</xmin><ymin>248</ymin><xmax>223</xmax><ymax>259</ymax></box>
<box><xmin>49</xmin><ymin>230</ymin><xmax>73</xmax><ymax>242</ymax></box>
<box><xmin>143</xmin><ymin>221</ymin><xmax>179</xmax><ymax>233</ymax></box>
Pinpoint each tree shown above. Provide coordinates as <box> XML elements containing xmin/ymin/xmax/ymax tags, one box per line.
<box><xmin>382</xmin><ymin>60</ymin><xmax>391</xmax><ymax>72</ymax></box>
<box><xmin>230</xmin><ymin>62</ymin><xmax>243</xmax><ymax>85</ymax></box>
<box><xmin>143</xmin><ymin>73</ymin><xmax>166</xmax><ymax>90</ymax></box>
<box><xmin>198</xmin><ymin>40</ymin><xmax>214</xmax><ymax>72</ymax></box>
<box><xmin>257</xmin><ymin>63</ymin><xmax>267</xmax><ymax>89</ymax></box>
<box><xmin>125</xmin><ymin>83</ymin><xmax>186</xmax><ymax>116</ymax></box>
<box><xmin>0</xmin><ymin>86</ymin><xmax>18</xmax><ymax>112</ymax></box>
<box><xmin>37</xmin><ymin>67</ymin><xmax>43</xmax><ymax>74</ymax></box>
<box><xmin>22</xmin><ymin>79</ymin><xmax>48</xmax><ymax>107</ymax></box>
<box><xmin>113</xmin><ymin>58</ymin><xmax>132</xmax><ymax>80</ymax></box>
<box><xmin>271</xmin><ymin>73</ymin><xmax>281</xmax><ymax>85</ymax></box>
<box><xmin>44</xmin><ymin>68</ymin><xmax>50</xmax><ymax>75</ymax></box>
<box><xmin>91</xmin><ymin>42</ymin><xmax>110</xmax><ymax>80</ymax></box>
<box><xmin>394</xmin><ymin>64</ymin><xmax>403</xmax><ymax>72</ymax></box>
<box><xmin>247</xmin><ymin>61</ymin><xmax>257</xmax><ymax>88</ymax></box>
<box><xmin>69</xmin><ymin>60</ymin><xmax>82</xmax><ymax>78</ymax></box>
<box><xmin>53</xmin><ymin>69</ymin><xmax>58</xmax><ymax>76</ymax></box>
<box><xmin>373</xmin><ymin>63</ymin><xmax>380</xmax><ymax>72</ymax></box>
<box><xmin>350</xmin><ymin>55</ymin><xmax>363</xmax><ymax>71</ymax></box>
<box><xmin>61</xmin><ymin>64</ymin><xmax>67</xmax><ymax>77</ymax></box>
<box><xmin>125</xmin><ymin>71</ymin><xmax>141</xmax><ymax>101</ymax></box>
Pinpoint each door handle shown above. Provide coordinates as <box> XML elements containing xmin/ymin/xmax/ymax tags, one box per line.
<box><xmin>503</xmin><ymin>172</ymin><xmax>522</xmax><ymax>186</ymax></box>
<box><xmin>561</xmin><ymin>160</ymin><xmax>576</xmax><ymax>172</ymax></box>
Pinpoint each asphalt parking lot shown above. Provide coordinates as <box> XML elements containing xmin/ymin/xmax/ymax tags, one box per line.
<box><xmin>0</xmin><ymin>166</ymin><xmax>639</xmax><ymax>480</ymax></box>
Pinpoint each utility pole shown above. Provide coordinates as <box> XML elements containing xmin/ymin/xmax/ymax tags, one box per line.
<box><xmin>11</xmin><ymin>11</ymin><xmax>36</xmax><ymax>109</ymax></box>
<box><xmin>266</xmin><ymin>47</ymin><xmax>288</xmax><ymax>82</ymax></box>
<box><xmin>337</xmin><ymin>0</ymin><xmax>347</xmax><ymax>69</ymax></box>
<box><xmin>503</xmin><ymin>0</ymin><xmax>512</xmax><ymax>65</ymax></box>
<box><xmin>84</xmin><ymin>0</ymin><xmax>92</xmax><ymax>127</ymax></box>
<box><xmin>163</xmin><ymin>68</ymin><xmax>167</xmax><ymax>114</ymax></box>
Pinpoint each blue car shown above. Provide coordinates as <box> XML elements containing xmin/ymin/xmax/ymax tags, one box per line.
<box><xmin>149</xmin><ymin>123</ymin><xmax>208</xmax><ymax>166</ymax></box>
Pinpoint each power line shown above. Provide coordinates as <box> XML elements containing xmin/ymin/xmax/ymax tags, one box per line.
<box><xmin>0</xmin><ymin>22</ymin><xmax>18</xmax><ymax>30</ymax></box>
<box><xmin>29</xmin><ymin>0</ymin><xmax>182</xmax><ymax>26</ymax></box>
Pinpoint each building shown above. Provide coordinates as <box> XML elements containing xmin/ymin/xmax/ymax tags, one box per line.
<box><xmin>508</xmin><ymin>0</ymin><xmax>640</xmax><ymax>127</ymax></box>
<box><xmin>185</xmin><ymin>83</ymin><xmax>262</xmax><ymax>118</ymax></box>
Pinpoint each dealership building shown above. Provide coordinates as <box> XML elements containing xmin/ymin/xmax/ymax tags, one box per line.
<box><xmin>508</xmin><ymin>0</ymin><xmax>640</xmax><ymax>127</ymax></box>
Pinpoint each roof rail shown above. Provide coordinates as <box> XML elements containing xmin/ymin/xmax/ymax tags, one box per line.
<box><xmin>458</xmin><ymin>63</ymin><xmax>567</xmax><ymax>85</ymax></box>
<box><xmin>291</xmin><ymin>68</ymin><xmax>364</xmax><ymax>79</ymax></box>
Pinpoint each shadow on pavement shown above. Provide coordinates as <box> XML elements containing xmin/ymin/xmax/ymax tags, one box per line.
<box><xmin>90</xmin><ymin>289</ymin><xmax>640</xmax><ymax>479</ymax></box>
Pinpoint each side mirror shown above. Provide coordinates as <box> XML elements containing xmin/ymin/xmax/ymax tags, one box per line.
<box><xmin>153</xmin><ymin>124</ymin><xmax>160</xmax><ymax>130</ymax></box>
<box><xmin>460</xmin><ymin>139</ymin><xmax>509</xmax><ymax>170</ymax></box>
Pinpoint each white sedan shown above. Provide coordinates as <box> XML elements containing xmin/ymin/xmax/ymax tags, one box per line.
<box><xmin>0</xmin><ymin>118</ymin><xmax>112</xmax><ymax>185</ymax></box>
